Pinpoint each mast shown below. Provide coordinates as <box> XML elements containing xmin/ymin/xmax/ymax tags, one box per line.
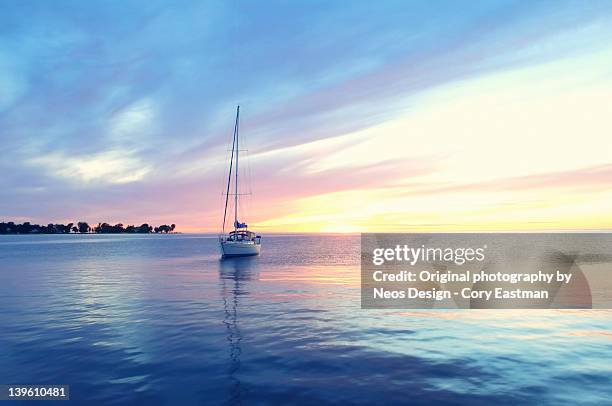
<box><xmin>222</xmin><ymin>106</ymin><xmax>239</xmax><ymax>235</ymax></box>
<box><xmin>234</xmin><ymin>106</ymin><xmax>240</xmax><ymax>234</ymax></box>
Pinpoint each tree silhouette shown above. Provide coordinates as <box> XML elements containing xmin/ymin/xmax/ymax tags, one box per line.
<box><xmin>0</xmin><ymin>221</ymin><xmax>177</xmax><ymax>234</ymax></box>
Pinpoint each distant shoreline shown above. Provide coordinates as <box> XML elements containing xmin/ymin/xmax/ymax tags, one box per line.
<box><xmin>0</xmin><ymin>221</ymin><xmax>177</xmax><ymax>235</ymax></box>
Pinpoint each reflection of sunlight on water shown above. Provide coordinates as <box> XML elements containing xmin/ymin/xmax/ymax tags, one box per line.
<box><xmin>269</xmin><ymin>293</ymin><xmax>320</xmax><ymax>298</ymax></box>
<box><xmin>567</xmin><ymin>330</ymin><xmax>612</xmax><ymax>338</ymax></box>
<box><xmin>260</xmin><ymin>265</ymin><xmax>360</xmax><ymax>286</ymax></box>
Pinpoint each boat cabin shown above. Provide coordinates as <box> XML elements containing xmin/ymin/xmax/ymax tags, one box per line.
<box><xmin>227</xmin><ymin>230</ymin><xmax>259</xmax><ymax>242</ymax></box>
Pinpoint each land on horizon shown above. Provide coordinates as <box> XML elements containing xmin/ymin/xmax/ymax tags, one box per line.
<box><xmin>0</xmin><ymin>221</ymin><xmax>176</xmax><ymax>234</ymax></box>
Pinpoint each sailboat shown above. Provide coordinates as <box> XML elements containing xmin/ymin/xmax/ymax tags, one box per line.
<box><xmin>219</xmin><ymin>106</ymin><xmax>262</xmax><ymax>257</ymax></box>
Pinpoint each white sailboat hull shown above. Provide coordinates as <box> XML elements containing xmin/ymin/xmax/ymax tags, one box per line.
<box><xmin>220</xmin><ymin>240</ymin><xmax>261</xmax><ymax>257</ymax></box>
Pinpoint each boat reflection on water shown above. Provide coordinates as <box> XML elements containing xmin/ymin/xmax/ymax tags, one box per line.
<box><xmin>219</xmin><ymin>257</ymin><xmax>258</xmax><ymax>405</ymax></box>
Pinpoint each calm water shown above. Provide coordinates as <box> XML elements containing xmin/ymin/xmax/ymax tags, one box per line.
<box><xmin>0</xmin><ymin>234</ymin><xmax>611</xmax><ymax>405</ymax></box>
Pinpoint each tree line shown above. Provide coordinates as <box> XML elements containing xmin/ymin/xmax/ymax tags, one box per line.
<box><xmin>0</xmin><ymin>221</ymin><xmax>176</xmax><ymax>234</ymax></box>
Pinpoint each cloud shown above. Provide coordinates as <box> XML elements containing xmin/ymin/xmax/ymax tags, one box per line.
<box><xmin>0</xmin><ymin>50</ymin><xmax>27</xmax><ymax>112</ymax></box>
<box><xmin>110</xmin><ymin>99</ymin><xmax>155</xmax><ymax>138</ymax></box>
<box><xmin>27</xmin><ymin>150</ymin><xmax>151</xmax><ymax>185</ymax></box>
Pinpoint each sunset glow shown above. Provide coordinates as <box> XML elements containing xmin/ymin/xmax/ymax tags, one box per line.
<box><xmin>2</xmin><ymin>2</ymin><xmax>612</xmax><ymax>232</ymax></box>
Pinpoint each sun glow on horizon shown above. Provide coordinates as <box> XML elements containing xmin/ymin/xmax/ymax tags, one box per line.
<box><xmin>234</xmin><ymin>48</ymin><xmax>612</xmax><ymax>233</ymax></box>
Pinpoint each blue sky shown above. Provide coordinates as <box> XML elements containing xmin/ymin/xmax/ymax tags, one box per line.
<box><xmin>1</xmin><ymin>1</ymin><xmax>612</xmax><ymax>231</ymax></box>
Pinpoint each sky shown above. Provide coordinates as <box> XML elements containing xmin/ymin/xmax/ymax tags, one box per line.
<box><xmin>1</xmin><ymin>0</ymin><xmax>612</xmax><ymax>232</ymax></box>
